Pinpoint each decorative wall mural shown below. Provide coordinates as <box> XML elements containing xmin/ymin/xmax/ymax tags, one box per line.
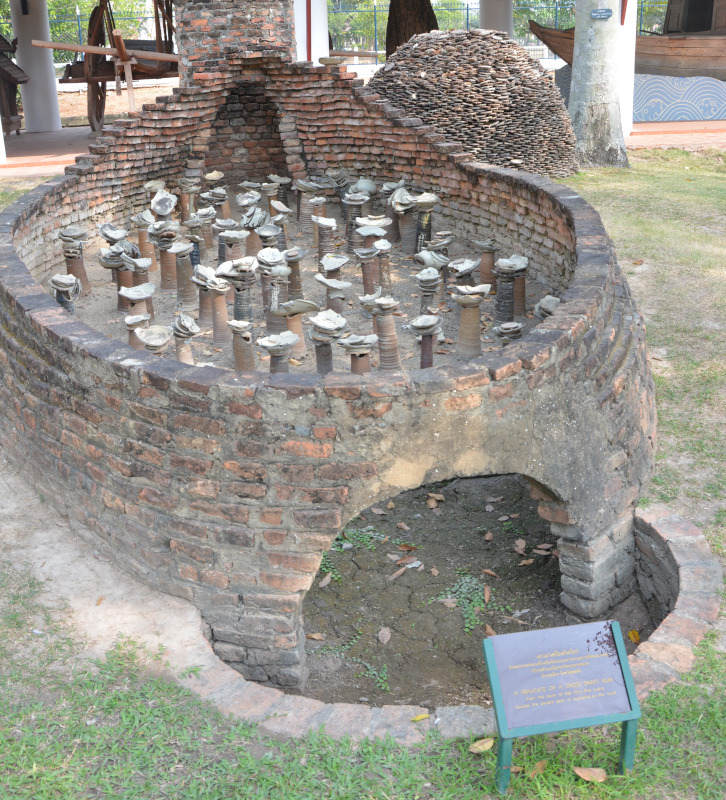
<box><xmin>633</xmin><ymin>75</ymin><xmax>726</xmax><ymax>122</ymax></box>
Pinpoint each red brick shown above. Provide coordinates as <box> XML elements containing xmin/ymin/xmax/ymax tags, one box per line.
<box><xmin>124</xmin><ymin>439</ymin><xmax>163</xmax><ymax>466</ymax></box>
<box><xmin>318</xmin><ymin>462</ymin><xmax>377</xmax><ymax>481</ymax></box>
<box><xmin>174</xmin><ymin>413</ymin><xmax>225</xmax><ymax>436</ymax></box>
<box><xmin>277</xmin><ymin>440</ymin><xmax>333</xmax><ymax>458</ymax></box>
<box><xmin>171</xmin><ymin>453</ymin><xmax>214</xmax><ymax>475</ymax></box>
<box><xmin>228</xmin><ymin>402</ymin><xmax>263</xmax><ymax>419</ymax></box>
<box><xmin>278</xmin><ymin>464</ymin><xmax>315</xmax><ymax>482</ymax></box>
<box><xmin>177</xmin><ymin>434</ymin><xmax>219</xmax><ymax>454</ymax></box>
<box><xmin>298</xmin><ymin>486</ymin><xmax>349</xmax><ymax>504</ymax></box>
<box><xmin>223</xmin><ymin>460</ymin><xmax>267</xmax><ymax>481</ymax></box>
<box><xmin>444</xmin><ymin>394</ymin><xmax>482</xmax><ymax>411</ymax></box>
<box><xmin>188</xmin><ymin>480</ymin><xmax>220</xmax><ymax>499</ymax></box>
<box><xmin>258</xmin><ymin>508</ymin><xmax>283</xmax><ymax>525</ymax></box>
<box><xmin>267</xmin><ymin>552</ymin><xmax>320</xmax><ymax>572</ymax></box>
<box><xmin>170</xmin><ymin>539</ymin><xmax>214</xmax><ymax>563</ymax></box>
<box><xmin>229</xmin><ymin>482</ymin><xmax>268</xmax><ymax>499</ymax></box>
<box><xmin>260</xmin><ymin>572</ymin><xmax>313</xmax><ymax>592</ymax></box>
<box><xmin>178</xmin><ymin>564</ymin><xmax>199</xmax><ymax>582</ymax></box>
<box><xmin>293</xmin><ymin>508</ymin><xmax>342</xmax><ymax>529</ymax></box>
<box><xmin>201</xmin><ymin>570</ymin><xmax>230</xmax><ymax>589</ymax></box>
<box><xmin>312</xmin><ymin>426</ymin><xmax>336</xmax><ymax>440</ymax></box>
<box><xmin>263</xmin><ymin>530</ymin><xmax>287</xmax><ymax>546</ymax></box>
<box><xmin>138</xmin><ymin>487</ymin><xmax>178</xmax><ymax>512</ymax></box>
<box><xmin>190</xmin><ymin>500</ymin><xmax>249</xmax><ymax>524</ymax></box>
<box><xmin>537</xmin><ymin>501</ymin><xmax>575</xmax><ymax>525</ymax></box>
<box><xmin>489</xmin><ymin>383</ymin><xmax>514</xmax><ymax>402</ymax></box>
<box><xmin>348</xmin><ymin>401</ymin><xmax>392</xmax><ymax>418</ymax></box>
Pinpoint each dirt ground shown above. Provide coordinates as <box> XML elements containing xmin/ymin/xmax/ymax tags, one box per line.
<box><xmin>293</xmin><ymin>474</ymin><xmax>654</xmax><ymax>708</ymax></box>
<box><xmin>52</xmin><ymin>84</ymin><xmax>177</xmax><ymax>124</ymax></box>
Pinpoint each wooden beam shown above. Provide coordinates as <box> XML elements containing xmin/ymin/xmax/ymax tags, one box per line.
<box><xmin>112</xmin><ymin>29</ymin><xmax>129</xmax><ymax>63</ymax></box>
<box><xmin>32</xmin><ymin>39</ymin><xmax>179</xmax><ymax>63</ymax></box>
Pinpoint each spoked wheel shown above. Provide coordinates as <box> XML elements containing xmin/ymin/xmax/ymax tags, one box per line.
<box><xmin>84</xmin><ymin>5</ymin><xmax>109</xmax><ymax>132</ymax></box>
<box><xmin>87</xmin><ymin>81</ymin><xmax>107</xmax><ymax>133</ymax></box>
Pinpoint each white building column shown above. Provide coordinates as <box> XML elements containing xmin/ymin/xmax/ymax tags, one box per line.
<box><xmin>294</xmin><ymin>0</ymin><xmax>330</xmax><ymax>63</ymax></box>
<box><xmin>618</xmin><ymin>2</ymin><xmax>638</xmax><ymax>136</ymax></box>
<box><xmin>9</xmin><ymin>0</ymin><xmax>62</xmax><ymax>132</ymax></box>
<box><xmin>479</xmin><ymin>0</ymin><xmax>514</xmax><ymax>37</ymax></box>
<box><xmin>0</xmin><ymin>129</ymin><xmax>6</xmax><ymax>164</ymax></box>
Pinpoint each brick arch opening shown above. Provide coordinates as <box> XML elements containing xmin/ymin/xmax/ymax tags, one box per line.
<box><xmin>281</xmin><ymin>470</ymin><xmax>570</xmax><ymax>695</ymax></box>
<box><xmin>201</xmin><ymin>78</ymin><xmax>290</xmax><ymax>184</ymax></box>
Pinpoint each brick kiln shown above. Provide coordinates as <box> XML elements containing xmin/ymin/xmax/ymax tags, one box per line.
<box><xmin>0</xmin><ymin>2</ymin><xmax>655</xmax><ymax>689</ymax></box>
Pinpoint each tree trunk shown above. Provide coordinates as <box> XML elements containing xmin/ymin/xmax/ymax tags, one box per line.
<box><xmin>385</xmin><ymin>0</ymin><xmax>439</xmax><ymax>58</ymax></box>
<box><xmin>568</xmin><ymin>0</ymin><xmax>631</xmax><ymax>167</ymax></box>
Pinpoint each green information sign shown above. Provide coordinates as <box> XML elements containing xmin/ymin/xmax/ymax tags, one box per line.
<box><xmin>483</xmin><ymin>620</ymin><xmax>640</xmax><ymax>793</ymax></box>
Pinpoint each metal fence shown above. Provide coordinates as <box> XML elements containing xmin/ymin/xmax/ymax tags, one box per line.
<box><xmin>1</xmin><ymin>3</ymin><xmax>668</xmax><ymax>69</ymax></box>
<box><xmin>329</xmin><ymin>1</ymin><xmax>669</xmax><ymax>63</ymax></box>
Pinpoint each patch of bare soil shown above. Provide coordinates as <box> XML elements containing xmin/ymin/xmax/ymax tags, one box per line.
<box><xmin>294</xmin><ymin>474</ymin><xmax>655</xmax><ymax>709</ymax></box>
<box><xmin>51</xmin><ymin>84</ymin><xmax>177</xmax><ymax>123</ymax></box>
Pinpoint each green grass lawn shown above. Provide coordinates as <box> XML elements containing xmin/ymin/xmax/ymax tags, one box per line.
<box><xmin>1</xmin><ymin>152</ymin><xmax>724</xmax><ymax>799</ymax></box>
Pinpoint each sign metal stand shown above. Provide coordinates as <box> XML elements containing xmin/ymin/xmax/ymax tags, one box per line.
<box><xmin>483</xmin><ymin>620</ymin><xmax>640</xmax><ymax>794</ymax></box>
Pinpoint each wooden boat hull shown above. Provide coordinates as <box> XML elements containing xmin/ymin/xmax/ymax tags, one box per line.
<box><xmin>529</xmin><ymin>20</ymin><xmax>726</xmax><ymax>82</ymax></box>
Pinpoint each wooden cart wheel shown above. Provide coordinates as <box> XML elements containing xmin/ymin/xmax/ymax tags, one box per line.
<box><xmin>87</xmin><ymin>81</ymin><xmax>107</xmax><ymax>133</ymax></box>
<box><xmin>85</xmin><ymin>5</ymin><xmax>108</xmax><ymax>132</ymax></box>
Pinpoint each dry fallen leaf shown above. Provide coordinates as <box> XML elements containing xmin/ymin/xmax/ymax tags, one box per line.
<box><xmin>510</xmin><ymin>765</ymin><xmax>523</xmax><ymax>774</ymax></box>
<box><xmin>573</xmin><ymin>767</ymin><xmax>607</xmax><ymax>783</ymax></box>
<box><xmin>440</xmin><ymin>598</ymin><xmax>457</xmax><ymax>609</ymax></box>
<box><xmin>428</xmin><ymin>493</ymin><xmax>445</xmax><ymax>502</ymax></box>
<box><xmin>396</xmin><ymin>555</ymin><xmax>418</xmax><ymax>565</ymax></box>
<box><xmin>502</xmin><ymin>615</ymin><xmax>530</xmax><ymax>626</ymax></box>
<box><xmin>632</xmin><ymin>259</ymin><xmax>644</xmax><ymax>266</ymax></box>
<box><xmin>509</xmin><ymin>513</ymin><xmax>520</xmax><ymax>518</ymax></box>
<box><xmin>318</xmin><ymin>573</ymin><xmax>332</xmax><ymax>588</ymax></box>
<box><xmin>417</xmin><ymin>563</ymin><xmax>424</xmax><ymax>571</ymax></box>
<box><xmin>535</xmin><ymin>543</ymin><xmax>553</xmax><ymax>550</ymax></box>
<box><xmin>485</xmin><ymin>504</ymin><xmax>494</xmax><ymax>512</ymax></box>
<box><xmin>411</xmin><ymin>713</ymin><xmax>430</xmax><ymax>722</ymax></box>
<box><xmin>399</xmin><ymin>543</ymin><xmax>417</xmax><ymax>552</ymax></box>
<box><xmin>484</xmin><ymin>531</ymin><xmax>494</xmax><ymax>542</ymax></box>
<box><xmin>514</xmin><ymin>538</ymin><xmax>527</xmax><ymax>555</ymax></box>
<box><xmin>530</xmin><ymin>759</ymin><xmax>547</xmax><ymax>777</ymax></box>
<box><xmin>628</xmin><ymin>629</ymin><xmax>641</xmax><ymax>644</ymax></box>
<box><xmin>518</xmin><ymin>559</ymin><xmax>534</xmax><ymax>566</ymax></box>
<box><xmin>387</xmin><ymin>553</ymin><xmax>400</xmax><ymax>561</ymax></box>
<box><xmin>482</xmin><ymin>568</ymin><xmax>500</xmax><ymax>578</ymax></box>
<box><xmin>487</xmin><ymin>496</ymin><xmax>504</xmax><ymax>503</ymax></box>
<box><xmin>498</xmin><ymin>515</ymin><xmax>510</xmax><ymax>522</ymax></box>
<box><xmin>387</xmin><ymin>567</ymin><xmax>407</xmax><ymax>581</ymax></box>
<box><xmin>434</xmin><ymin>349</ymin><xmax>451</xmax><ymax>354</ymax></box>
<box><xmin>371</xmin><ymin>507</ymin><xmax>387</xmax><ymax>515</ymax></box>
<box><xmin>468</xmin><ymin>738</ymin><xmax>495</xmax><ymax>754</ymax></box>
<box><xmin>484</xmin><ymin>585</ymin><xmax>491</xmax><ymax>604</ymax></box>
<box><xmin>305</xmin><ymin>632</ymin><xmax>325</xmax><ymax>640</ymax></box>
<box><xmin>533</xmin><ymin>549</ymin><xmax>551</xmax><ymax>556</ymax></box>
<box><xmin>387</xmin><ymin>501</ymin><xmax>395</xmax><ymax>509</ymax></box>
<box><xmin>427</xmin><ymin>498</ymin><xmax>439</xmax><ymax>509</ymax></box>
<box><xmin>485</xmin><ymin>624</ymin><xmax>497</xmax><ymax>637</ymax></box>
<box><xmin>381</xmin><ymin>536</ymin><xmax>389</xmax><ymax>544</ymax></box>
<box><xmin>378</xmin><ymin>627</ymin><xmax>392</xmax><ymax>645</ymax></box>
<box><xmin>430</xmin><ymin>567</ymin><xmax>439</xmax><ymax>576</ymax></box>
<box><xmin>288</xmin><ymin>358</ymin><xmax>302</xmax><ymax>366</ymax></box>
<box><xmin>396</xmin><ymin>522</ymin><xmax>411</xmax><ymax>531</ymax></box>
<box><xmin>96</xmin><ymin>596</ymin><xmax>104</xmax><ymax>606</ymax></box>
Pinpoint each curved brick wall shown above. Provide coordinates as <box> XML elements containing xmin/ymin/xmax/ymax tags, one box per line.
<box><xmin>0</xmin><ymin>35</ymin><xmax>656</xmax><ymax>688</ymax></box>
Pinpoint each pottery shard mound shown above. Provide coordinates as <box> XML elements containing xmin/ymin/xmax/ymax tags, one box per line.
<box><xmin>367</xmin><ymin>29</ymin><xmax>577</xmax><ymax>178</ymax></box>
